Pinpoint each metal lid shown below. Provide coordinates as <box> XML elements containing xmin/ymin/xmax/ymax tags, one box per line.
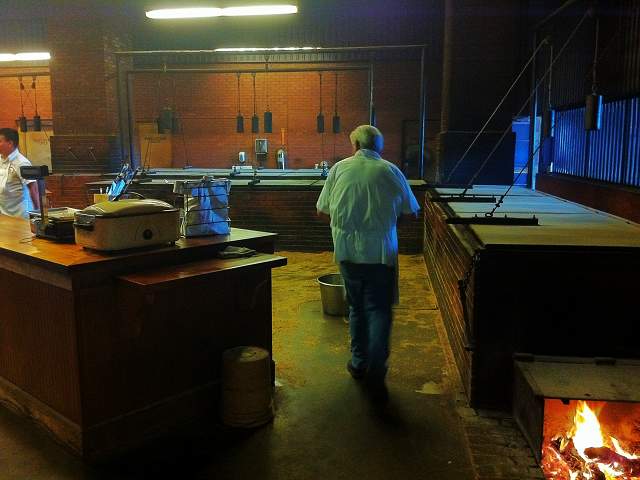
<box><xmin>79</xmin><ymin>199</ymin><xmax>177</xmax><ymax>218</ymax></box>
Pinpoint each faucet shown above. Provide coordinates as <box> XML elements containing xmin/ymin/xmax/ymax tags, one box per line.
<box><xmin>248</xmin><ymin>167</ymin><xmax>261</xmax><ymax>186</ymax></box>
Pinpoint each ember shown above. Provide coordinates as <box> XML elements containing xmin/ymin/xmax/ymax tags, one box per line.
<box><xmin>542</xmin><ymin>400</ymin><xmax>640</xmax><ymax>480</ymax></box>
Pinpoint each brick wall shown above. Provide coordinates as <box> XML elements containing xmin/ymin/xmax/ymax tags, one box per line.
<box><xmin>46</xmin><ymin>8</ymin><xmax>130</xmax><ymax>173</ymax></box>
<box><xmin>48</xmin><ymin>18</ymin><xmax>111</xmax><ymax>135</ymax></box>
<box><xmin>0</xmin><ymin>68</ymin><xmax>52</xmax><ymax>128</ymax></box>
<box><xmin>49</xmin><ymin>135</ymin><xmax>120</xmax><ymax>173</ymax></box>
<box><xmin>131</xmin><ymin>61</ymin><xmax>421</xmax><ymax>169</ymax></box>
<box><xmin>45</xmin><ymin>173</ymin><xmax>102</xmax><ymax>209</ymax></box>
<box><xmin>230</xmin><ymin>189</ymin><xmax>424</xmax><ymax>253</ymax></box>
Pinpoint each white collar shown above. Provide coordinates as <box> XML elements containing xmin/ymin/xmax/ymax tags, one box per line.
<box><xmin>356</xmin><ymin>148</ymin><xmax>382</xmax><ymax>159</ymax></box>
<box><xmin>1</xmin><ymin>148</ymin><xmax>19</xmax><ymax>163</ymax></box>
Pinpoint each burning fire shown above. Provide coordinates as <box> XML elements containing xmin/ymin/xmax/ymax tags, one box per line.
<box><xmin>542</xmin><ymin>401</ymin><xmax>640</xmax><ymax>479</ymax></box>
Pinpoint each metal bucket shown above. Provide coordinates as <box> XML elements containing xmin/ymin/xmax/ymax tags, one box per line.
<box><xmin>317</xmin><ymin>273</ymin><xmax>349</xmax><ymax>316</ymax></box>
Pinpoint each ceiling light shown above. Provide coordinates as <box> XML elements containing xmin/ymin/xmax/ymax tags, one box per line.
<box><xmin>222</xmin><ymin>5</ymin><xmax>296</xmax><ymax>16</ymax></box>
<box><xmin>146</xmin><ymin>4</ymin><xmax>297</xmax><ymax>19</ymax></box>
<box><xmin>215</xmin><ymin>46</ymin><xmax>317</xmax><ymax>52</ymax></box>
<box><xmin>146</xmin><ymin>7</ymin><xmax>222</xmax><ymax>18</ymax></box>
<box><xmin>0</xmin><ymin>52</ymin><xmax>51</xmax><ymax>62</ymax></box>
<box><xmin>15</xmin><ymin>52</ymin><xmax>51</xmax><ymax>61</ymax></box>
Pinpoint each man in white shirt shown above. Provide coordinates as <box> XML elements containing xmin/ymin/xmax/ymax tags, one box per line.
<box><xmin>0</xmin><ymin>128</ymin><xmax>39</xmax><ymax>218</ymax></box>
<box><xmin>316</xmin><ymin>125</ymin><xmax>420</xmax><ymax>400</ymax></box>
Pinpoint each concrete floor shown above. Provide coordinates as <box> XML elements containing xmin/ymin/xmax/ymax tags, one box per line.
<box><xmin>0</xmin><ymin>251</ymin><xmax>477</xmax><ymax>479</ymax></box>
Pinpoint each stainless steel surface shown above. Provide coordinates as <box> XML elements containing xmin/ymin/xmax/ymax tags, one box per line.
<box><xmin>317</xmin><ymin>273</ymin><xmax>348</xmax><ymax>317</ymax></box>
<box><xmin>74</xmin><ymin>199</ymin><xmax>180</xmax><ymax>251</ymax></box>
<box><xmin>175</xmin><ymin>178</ymin><xmax>231</xmax><ymax>237</ymax></box>
<box><xmin>115</xmin><ymin>45</ymin><xmax>428</xmax><ymax>56</ymax></box>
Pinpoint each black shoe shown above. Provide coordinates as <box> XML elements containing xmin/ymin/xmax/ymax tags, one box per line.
<box><xmin>346</xmin><ymin>361</ymin><xmax>366</xmax><ymax>380</ymax></box>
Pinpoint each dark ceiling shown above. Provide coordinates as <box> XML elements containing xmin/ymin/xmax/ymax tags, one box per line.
<box><xmin>1</xmin><ymin>0</ymin><xmax>439</xmax><ymax>52</ymax></box>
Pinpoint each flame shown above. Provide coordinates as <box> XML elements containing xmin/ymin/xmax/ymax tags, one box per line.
<box><xmin>572</xmin><ymin>402</ymin><xmax>606</xmax><ymax>459</ymax></box>
<box><xmin>612</xmin><ymin>438</ymin><xmax>639</xmax><ymax>460</ymax></box>
<box><xmin>541</xmin><ymin>401</ymin><xmax>640</xmax><ymax>480</ymax></box>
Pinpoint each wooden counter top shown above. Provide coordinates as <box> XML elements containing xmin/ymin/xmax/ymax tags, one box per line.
<box><xmin>0</xmin><ymin>214</ymin><xmax>277</xmax><ymax>271</ymax></box>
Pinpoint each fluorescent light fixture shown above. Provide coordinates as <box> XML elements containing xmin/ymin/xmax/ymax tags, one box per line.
<box><xmin>0</xmin><ymin>52</ymin><xmax>51</xmax><ymax>62</ymax></box>
<box><xmin>146</xmin><ymin>7</ymin><xmax>222</xmax><ymax>18</ymax></box>
<box><xmin>15</xmin><ymin>52</ymin><xmax>51</xmax><ymax>61</ymax></box>
<box><xmin>222</xmin><ymin>5</ymin><xmax>297</xmax><ymax>16</ymax></box>
<box><xmin>146</xmin><ymin>4</ymin><xmax>297</xmax><ymax>19</ymax></box>
<box><xmin>215</xmin><ymin>46</ymin><xmax>317</xmax><ymax>52</ymax></box>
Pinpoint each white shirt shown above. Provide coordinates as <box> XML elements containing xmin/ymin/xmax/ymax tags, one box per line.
<box><xmin>0</xmin><ymin>148</ymin><xmax>35</xmax><ymax>218</ymax></box>
<box><xmin>316</xmin><ymin>149</ymin><xmax>420</xmax><ymax>266</ymax></box>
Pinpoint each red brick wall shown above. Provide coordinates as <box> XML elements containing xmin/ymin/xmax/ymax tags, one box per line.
<box><xmin>131</xmin><ymin>61</ymin><xmax>420</xmax><ymax>169</ymax></box>
<box><xmin>48</xmin><ymin>18</ymin><xmax>112</xmax><ymax>135</ymax></box>
<box><xmin>46</xmin><ymin>10</ymin><xmax>131</xmax><ymax>173</ymax></box>
<box><xmin>0</xmin><ymin>68</ymin><xmax>52</xmax><ymax>128</ymax></box>
<box><xmin>45</xmin><ymin>173</ymin><xmax>102</xmax><ymax>209</ymax></box>
<box><xmin>230</xmin><ymin>189</ymin><xmax>424</xmax><ymax>253</ymax></box>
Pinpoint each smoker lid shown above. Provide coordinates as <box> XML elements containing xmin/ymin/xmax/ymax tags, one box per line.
<box><xmin>80</xmin><ymin>199</ymin><xmax>177</xmax><ymax>218</ymax></box>
<box><xmin>515</xmin><ymin>356</ymin><xmax>640</xmax><ymax>402</ymax></box>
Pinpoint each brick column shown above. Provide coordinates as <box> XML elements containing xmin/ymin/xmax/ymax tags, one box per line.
<box><xmin>47</xmin><ymin>5</ymin><xmax>131</xmax><ymax>173</ymax></box>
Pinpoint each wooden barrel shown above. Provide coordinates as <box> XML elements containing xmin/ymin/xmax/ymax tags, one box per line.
<box><xmin>221</xmin><ymin>346</ymin><xmax>273</xmax><ymax>428</ymax></box>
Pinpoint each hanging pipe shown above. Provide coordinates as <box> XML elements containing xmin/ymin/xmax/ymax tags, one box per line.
<box><xmin>32</xmin><ymin>76</ymin><xmax>41</xmax><ymax>131</ymax></box>
<box><xmin>541</xmin><ymin>45</ymin><xmax>555</xmax><ymax>139</ymax></box>
<box><xmin>18</xmin><ymin>77</ymin><xmax>27</xmax><ymax>132</ymax></box>
<box><xmin>585</xmin><ymin>13</ymin><xmax>602</xmax><ymax>131</ymax></box>
<box><xmin>418</xmin><ymin>46</ymin><xmax>427</xmax><ymax>180</ymax></box>
<box><xmin>114</xmin><ymin>45</ymin><xmax>428</xmax><ymax>56</ymax></box>
<box><xmin>236</xmin><ymin>72</ymin><xmax>244</xmax><ymax>133</ymax></box>
<box><xmin>263</xmin><ymin>56</ymin><xmax>272</xmax><ymax>133</ymax></box>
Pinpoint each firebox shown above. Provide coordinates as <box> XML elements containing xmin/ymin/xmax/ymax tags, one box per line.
<box><xmin>513</xmin><ymin>356</ymin><xmax>640</xmax><ymax>480</ymax></box>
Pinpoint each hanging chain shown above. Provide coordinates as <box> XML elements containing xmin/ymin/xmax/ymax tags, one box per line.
<box><xmin>547</xmin><ymin>45</ymin><xmax>553</xmax><ymax>108</ymax></box>
<box><xmin>460</xmin><ymin>252</ymin><xmax>481</xmax><ymax>294</ymax></box>
<box><xmin>32</xmin><ymin>76</ymin><xmax>39</xmax><ymax>115</ymax></box>
<box><xmin>592</xmin><ymin>16</ymin><xmax>600</xmax><ymax>94</ymax></box>
<box><xmin>445</xmin><ymin>38</ymin><xmax>549</xmax><ymax>183</ymax></box>
<box><xmin>18</xmin><ymin>77</ymin><xmax>25</xmax><ymax>116</ymax></box>
<box><xmin>459</xmin><ymin>252</ymin><xmax>481</xmax><ymax>351</ymax></box>
<box><xmin>460</xmin><ymin>11</ymin><xmax>591</xmax><ymax>195</ymax></box>
<box><xmin>265</xmin><ymin>56</ymin><xmax>270</xmax><ymax>110</ymax></box>
<box><xmin>487</xmin><ymin>139</ymin><xmax>545</xmax><ymax>217</ymax></box>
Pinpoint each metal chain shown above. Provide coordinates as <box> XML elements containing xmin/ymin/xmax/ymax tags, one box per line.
<box><xmin>460</xmin><ymin>252</ymin><xmax>481</xmax><ymax>293</ymax></box>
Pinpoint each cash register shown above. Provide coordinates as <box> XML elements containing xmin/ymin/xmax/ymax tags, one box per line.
<box><xmin>21</xmin><ymin>165</ymin><xmax>77</xmax><ymax>242</ymax></box>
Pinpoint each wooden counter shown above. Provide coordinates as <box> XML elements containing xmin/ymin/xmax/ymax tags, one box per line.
<box><xmin>85</xmin><ymin>177</ymin><xmax>426</xmax><ymax>253</ymax></box>
<box><xmin>0</xmin><ymin>215</ymin><xmax>286</xmax><ymax>459</ymax></box>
